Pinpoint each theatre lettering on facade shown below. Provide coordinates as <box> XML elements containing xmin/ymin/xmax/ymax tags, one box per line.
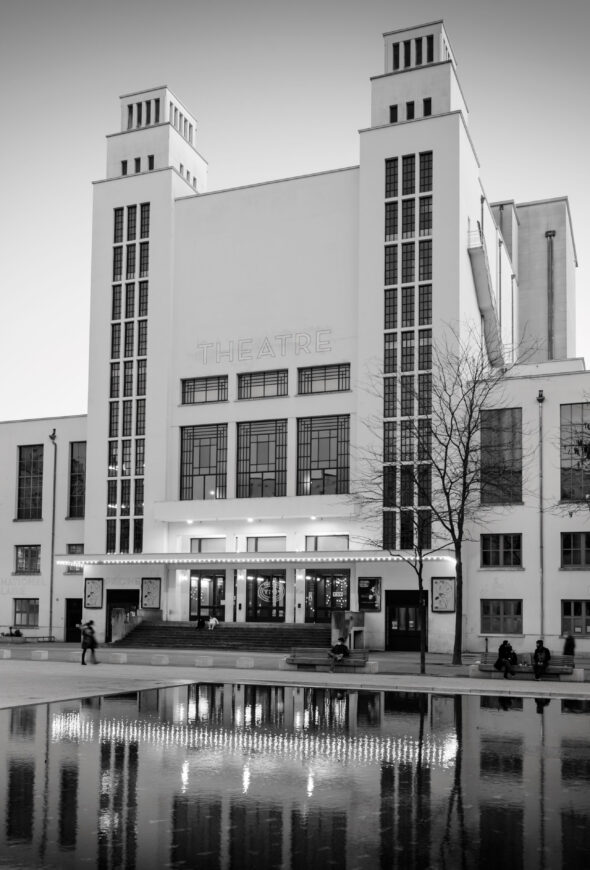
<box><xmin>0</xmin><ymin>20</ymin><xmax>587</xmax><ymax>655</ymax></box>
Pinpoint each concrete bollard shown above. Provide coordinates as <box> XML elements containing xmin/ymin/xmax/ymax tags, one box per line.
<box><xmin>150</xmin><ymin>654</ymin><xmax>170</xmax><ymax>666</ymax></box>
<box><xmin>236</xmin><ymin>656</ymin><xmax>255</xmax><ymax>668</ymax></box>
<box><xmin>31</xmin><ymin>650</ymin><xmax>49</xmax><ymax>660</ymax></box>
<box><xmin>0</xmin><ymin>649</ymin><xmax>11</xmax><ymax>659</ymax></box>
<box><xmin>108</xmin><ymin>652</ymin><xmax>128</xmax><ymax>664</ymax></box>
<box><xmin>194</xmin><ymin>656</ymin><xmax>214</xmax><ymax>668</ymax></box>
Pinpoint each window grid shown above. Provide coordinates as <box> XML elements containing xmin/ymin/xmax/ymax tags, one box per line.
<box><xmin>113</xmin><ymin>247</ymin><xmax>122</xmax><ymax>282</ymax></box>
<box><xmin>384</xmin><ymin>289</ymin><xmax>397</xmax><ymax>330</ymax></box>
<box><xmin>14</xmin><ymin>599</ymin><xmax>39</xmax><ymax>628</ymax></box>
<box><xmin>560</xmin><ymin>403</ymin><xmax>590</xmax><ymax>501</ymax></box>
<box><xmin>298</xmin><ymin>364</ymin><xmax>350</xmax><ymax>395</ymax></box>
<box><xmin>385</xmin><ymin>245</ymin><xmax>397</xmax><ymax>285</ymax></box>
<box><xmin>400</xmin><ymin>375</ymin><xmax>414</xmax><ymax>416</ymax></box>
<box><xmin>124</xmin><ymin>322</ymin><xmax>134</xmax><ymax>358</ymax></box>
<box><xmin>139</xmin><ymin>242</ymin><xmax>149</xmax><ymax>278</ymax></box>
<box><xmin>562</xmin><ymin>600</ymin><xmax>590</xmax><ymax>636</ymax></box>
<box><xmin>180</xmin><ymin>424</ymin><xmax>228</xmax><ymax>500</ymax></box>
<box><xmin>419</xmin><ymin>196</ymin><xmax>432</xmax><ymax>235</ymax></box>
<box><xmin>126</xmin><ymin>244</ymin><xmax>136</xmax><ymax>280</ymax></box>
<box><xmin>418</xmin><ymin>373</ymin><xmax>432</xmax><ymax>416</ymax></box>
<box><xmin>238</xmin><ymin>370</ymin><xmax>288</xmax><ymax>400</ymax></box>
<box><xmin>419</xmin><ymin>152</ymin><xmax>433</xmax><ymax>192</ymax></box>
<box><xmin>125</xmin><ymin>284</ymin><xmax>135</xmax><ymax>319</ymax></box>
<box><xmin>385</xmin><ymin>158</ymin><xmax>398</xmax><ymax>198</ymax></box>
<box><xmin>135</xmin><ymin>439</ymin><xmax>145</xmax><ymax>476</ymax></box>
<box><xmin>122</xmin><ymin>400</ymin><xmax>133</xmax><ymax>437</ymax></box>
<box><xmin>127</xmin><ymin>205</ymin><xmax>137</xmax><ymax>241</ymax></box>
<box><xmin>182</xmin><ymin>376</ymin><xmax>228</xmax><ymax>404</ymax></box>
<box><xmin>138</xmin><ymin>282</ymin><xmax>149</xmax><ymax>316</ymax></box>
<box><xmin>418</xmin><ymin>329</ymin><xmax>432</xmax><ymax>370</ymax></box>
<box><xmin>123</xmin><ymin>361</ymin><xmax>134</xmax><ymax>397</ymax></box>
<box><xmin>418</xmin><ymin>285</ymin><xmax>432</xmax><ymax>325</ymax></box>
<box><xmin>68</xmin><ymin>441</ymin><xmax>86</xmax><ymax>519</ymax></box>
<box><xmin>111</xmin><ymin>285</ymin><xmax>122</xmax><ymax>320</ymax></box>
<box><xmin>402</xmin><ymin>155</ymin><xmax>415</xmax><ymax>195</ymax></box>
<box><xmin>561</xmin><ymin>532</ymin><xmax>590</xmax><ymax>567</ymax></box>
<box><xmin>137</xmin><ymin>359</ymin><xmax>147</xmax><ymax>396</ymax></box>
<box><xmin>481</xmin><ymin>599</ymin><xmax>522</xmax><ymax>634</ymax></box>
<box><xmin>140</xmin><ymin>203</ymin><xmax>150</xmax><ymax>238</ymax></box>
<box><xmin>481</xmin><ymin>534</ymin><xmax>522</xmax><ymax>567</ymax></box>
<box><xmin>384</xmin><ymin>378</ymin><xmax>396</xmax><ymax>419</ymax></box>
<box><xmin>385</xmin><ymin>202</ymin><xmax>398</xmax><ymax>241</ymax></box>
<box><xmin>135</xmin><ymin>399</ymin><xmax>146</xmax><ymax>436</ymax></box>
<box><xmin>401</xmin><ymin>286</ymin><xmax>415</xmax><ymax>327</ymax></box>
<box><xmin>401</xmin><ymin>333</ymin><xmax>415</xmax><ymax>373</ymax></box>
<box><xmin>401</xmin><ymin>200</ymin><xmax>415</xmax><ymax>239</ymax></box>
<box><xmin>419</xmin><ymin>240</ymin><xmax>432</xmax><ymax>281</ymax></box>
<box><xmin>237</xmin><ymin>419</ymin><xmax>288</xmax><ymax>498</ymax></box>
<box><xmin>114</xmin><ymin>208</ymin><xmax>124</xmax><ymax>244</ymax></box>
<box><xmin>111</xmin><ymin>324</ymin><xmax>121</xmax><ymax>359</ymax></box>
<box><xmin>17</xmin><ymin>445</ymin><xmax>43</xmax><ymax>520</ymax></box>
<box><xmin>384</xmin><ymin>422</ymin><xmax>396</xmax><ymax>463</ymax></box>
<box><xmin>137</xmin><ymin>320</ymin><xmax>148</xmax><ymax>356</ymax></box>
<box><xmin>401</xmin><ymin>243</ymin><xmax>415</xmax><ymax>283</ymax></box>
<box><xmin>108</xmin><ymin>403</ymin><xmax>119</xmax><ymax>438</ymax></box>
<box><xmin>384</xmin><ymin>333</ymin><xmax>397</xmax><ymax>374</ymax></box>
<box><xmin>296</xmin><ymin>415</ymin><xmax>350</xmax><ymax>496</ymax></box>
<box><xmin>108</xmin><ymin>441</ymin><xmax>118</xmax><ymax>477</ymax></box>
<box><xmin>15</xmin><ymin>545</ymin><xmax>41</xmax><ymax>574</ymax></box>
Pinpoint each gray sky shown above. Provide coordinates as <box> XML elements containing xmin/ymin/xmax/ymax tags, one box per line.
<box><xmin>1</xmin><ymin>0</ymin><xmax>588</xmax><ymax>420</ymax></box>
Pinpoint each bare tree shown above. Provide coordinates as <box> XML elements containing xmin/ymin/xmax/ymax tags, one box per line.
<box><xmin>354</xmin><ymin>329</ymin><xmax>523</xmax><ymax>665</ymax></box>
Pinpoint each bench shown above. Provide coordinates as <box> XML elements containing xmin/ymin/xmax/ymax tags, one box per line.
<box><xmin>285</xmin><ymin>647</ymin><xmax>370</xmax><ymax>672</ymax></box>
<box><xmin>477</xmin><ymin>652</ymin><xmax>575</xmax><ymax>679</ymax></box>
<box><xmin>0</xmin><ymin>635</ymin><xmax>55</xmax><ymax>644</ymax></box>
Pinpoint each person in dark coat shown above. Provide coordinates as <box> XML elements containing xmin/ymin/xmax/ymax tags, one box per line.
<box><xmin>494</xmin><ymin>640</ymin><xmax>516</xmax><ymax>678</ymax></box>
<box><xmin>79</xmin><ymin>620</ymin><xmax>99</xmax><ymax>665</ymax></box>
<box><xmin>328</xmin><ymin>637</ymin><xmax>350</xmax><ymax>672</ymax></box>
<box><xmin>533</xmin><ymin>639</ymin><xmax>550</xmax><ymax>680</ymax></box>
<box><xmin>563</xmin><ymin>634</ymin><xmax>575</xmax><ymax>658</ymax></box>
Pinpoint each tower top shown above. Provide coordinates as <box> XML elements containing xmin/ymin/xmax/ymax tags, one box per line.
<box><xmin>382</xmin><ymin>21</ymin><xmax>456</xmax><ymax>75</ymax></box>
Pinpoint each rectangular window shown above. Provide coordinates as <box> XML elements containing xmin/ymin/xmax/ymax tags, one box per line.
<box><xmin>111</xmin><ymin>323</ymin><xmax>121</xmax><ymax>359</ymax></box>
<box><xmin>419</xmin><ymin>240</ymin><xmax>432</xmax><ymax>280</ymax></box>
<box><xmin>111</xmin><ymin>285</ymin><xmax>122</xmax><ymax>321</ymax></box>
<box><xmin>120</xmin><ymin>479</ymin><xmax>131</xmax><ymax>516</ymax></box>
<box><xmin>125</xmin><ymin>283</ymin><xmax>134</xmax><ymax>318</ymax></box>
<box><xmin>400</xmin><ymin>510</ymin><xmax>414</xmax><ymax>549</ymax></box>
<box><xmin>126</xmin><ymin>244</ymin><xmax>136</xmax><ymax>279</ymax></box>
<box><xmin>481</xmin><ymin>408</ymin><xmax>523</xmax><ymax>504</ymax></box>
<box><xmin>389</xmin><ymin>105</ymin><xmax>398</xmax><ymax>124</ymax></box>
<box><xmin>114</xmin><ymin>208</ymin><xmax>124</xmax><ymax>244</ymax></box>
<box><xmin>402</xmin><ymin>155</ymin><xmax>415</xmax><ymax>195</ymax></box>
<box><xmin>401</xmin><ymin>374</ymin><xmax>414</xmax><ymax>415</ymax></box>
<box><xmin>415</xmin><ymin>38</ymin><xmax>423</xmax><ymax>65</ymax></box>
<box><xmin>418</xmin><ymin>329</ymin><xmax>432</xmax><ymax>369</ymax></box>
<box><xmin>120</xmin><ymin>518</ymin><xmax>130</xmax><ymax>553</ymax></box>
<box><xmin>406</xmin><ymin>101</ymin><xmax>415</xmax><ymax>121</ymax></box>
<box><xmin>108</xmin><ymin>440</ymin><xmax>118</xmax><ymax>477</ymax></box>
<box><xmin>423</xmin><ymin>98</ymin><xmax>432</xmax><ymax>117</ymax></box>
<box><xmin>562</xmin><ymin>600</ymin><xmax>590</xmax><ymax>636</ymax></box>
<box><xmin>17</xmin><ymin>445</ymin><xmax>43</xmax><ymax>520</ymax></box>
<box><xmin>560</xmin><ymin>403</ymin><xmax>590</xmax><ymax>500</ymax></box>
<box><xmin>385</xmin><ymin>245</ymin><xmax>398</xmax><ymax>285</ymax></box>
<box><xmin>127</xmin><ymin>205</ymin><xmax>137</xmax><ymax>240</ymax></box>
<box><xmin>401</xmin><ymin>243</ymin><xmax>415</xmax><ymax>283</ymax></box>
<box><xmin>123</xmin><ymin>360</ymin><xmax>133</xmax><ymax>397</ymax></box>
<box><xmin>134</xmin><ymin>157</ymin><xmax>141</xmax><ymax>174</ymax></box>
<box><xmin>154</xmin><ymin>99</ymin><xmax>160</xmax><ymax>123</ymax></box>
<box><xmin>561</xmin><ymin>532</ymin><xmax>590</xmax><ymax>567</ymax></box>
<box><xmin>136</xmin><ymin>102</ymin><xmax>142</xmax><ymax>126</ymax></box>
<box><xmin>135</xmin><ymin>399</ymin><xmax>145</xmax><ymax>435</ymax></box>
<box><xmin>127</xmin><ymin>105</ymin><xmax>133</xmax><ymax>129</ymax></box>
<box><xmin>400</xmin><ymin>466</ymin><xmax>414</xmax><ymax>506</ymax></box>
<box><xmin>383</xmin><ymin>510</ymin><xmax>396</xmax><ymax>550</ymax></box>
<box><xmin>68</xmin><ymin>441</ymin><xmax>86</xmax><ymax>519</ymax></box>
<box><xmin>137</xmin><ymin>320</ymin><xmax>148</xmax><ymax>356</ymax></box>
<box><xmin>385</xmin><ymin>202</ymin><xmax>398</xmax><ymax>241</ymax></box>
<box><xmin>124</xmin><ymin>322</ymin><xmax>134</xmax><ymax>358</ymax></box>
<box><xmin>481</xmin><ymin>599</ymin><xmax>522</xmax><ymax>634</ymax></box>
<box><xmin>137</xmin><ymin>359</ymin><xmax>147</xmax><ymax>396</ymax></box>
<box><xmin>418</xmin><ymin>285</ymin><xmax>432</xmax><ymax>325</ymax></box>
<box><xmin>180</xmin><ymin>424</ymin><xmax>228</xmax><ymax>500</ymax></box>
<box><xmin>402</xmin><ymin>200</ymin><xmax>415</xmax><ymax>239</ymax></box>
<box><xmin>113</xmin><ymin>247</ymin><xmax>122</xmax><ymax>281</ymax></box>
<box><xmin>384</xmin><ymin>378</ymin><xmax>396</xmax><ymax>418</ymax></box>
<box><xmin>385</xmin><ymin>158</ymin><xmax>398</xmax><ymax>198</ymax></box>
<box><xmin>108</xmin><ymin>402</ymin><xmax>119</xmax><ymax>438</ymax></box>
<box><xmin>148</xmin><ymin>155</ymin><xmax>154</xmax><ymax>170</ymax></box>
<box><xmin>247</xmin><ymin>536</ymin><xmax>287</xmax><ymax>552</ymax></box>
<box><xmin>237</xmin><ymin>419</ymin><xmax>287</xmax><ymax>498</ymax></box>
<box><xmin>401</xmin><ymin>334</ymin><xmax>414</xmax><ymax>373</ymax></box>
<box><xmin>145</xmin><ymin>101</ymin><xmax>151</xmax><ymax>125</ymax></box>
<box><xmin>140</xmin><ymin>203</ymin><xmax>150</xmax><ymax>238</ymax></box>
<box><xmin>401</xmin><ymin>286</ymin><xmax>414</xmax><ymax>326</ymax></box>
<box><xmin>298</xmin><ymin>364</ymin><xmax>350</xmax><ymax>394</ymax></box>
<box><xmin>401</xmin><ymin>419</ymin><xmax>413</xmax><ymax>461</ymax></box>
<box><xmin>138</xmin><ymin>281</ymin><xmax>148</xmax><ymax>316</ymax></box>
<box><xmin>66</xmin><ymin>543</ymin><xmax>84</xmax><ymax>574</ymax></box>
<box><xmin>384</xmin><ymin>422</ymin><xmax>396</xmax><ymax>463</ymax></box>
<box><xmin>384</xmin><ymin>333</ymin><xmax>397</xmax><ymax>374</ymax></box>
<box><xmin>392</xmin><ymin>43</ymin><xmax>400</xmax><ymax>70</ymax></box>
<box><xmin>418</xmin><ymin>373</ymin><xmax>432</xmax><ymax>415</ymax></box>
<box><xmin>106</xmin><ymin>520</ymin><xmax>116</xmax><ymax>554</ymax></box>
<box><xmin>383</xmin><ymin>465</ymin><xmax>396</xmax><ymax>507</ymax></box>
<box><xmin>14</xmin><ymin>599</ymin><xmax>39</xmax><ymax>628</ymax></box>
<box><xmin>417</xmin><ymin>467</ymin><xmax>431</xmax><ymax>506</ymax></box>
<box><xmin>419</xmin><ymin>196</ymin><xmax>432</xmax><ymax>235</ymax></box>
<box><xmin>403</xmin><ymin>40</ymin><xmax>411</xmax><ymax>67</ymax></box>
<box><xmin>15</xmin><ymin>545</ymin><xmax>40</xmax><ymax>574</ymax></box>
<box><xmin>297</xmin><ymin>415</ymin><xmax>350</xmax><ymax>495</ymax></box>
<box><xmin>426</xmin><ymin>35</ymin><xmax>434</xmax><ymax>63</ymax></box>
<box><xmin>384</xmin><ymin>288</ymin><xmax>397</xmax><ymax>330</ymax></box>
<box><xmin>122</xmin><ymin>400</ymin><xmax>133</xmax><ymax>437</ymax></box>
<box><xmin>135</xmin><ymin>439</ymin><xmax>145</xmax><ymax>476</ymax></box>
<box><xmin>305</xmin><ymin>535</ymin><xmax>349</xmax><ymax>551</ymax></box>
<box><xmin>134</xmin><ymin>479</ymin><xmax>144</xmax><ymax>516</ymax></box>
<box><xmin>121</xmin><ymin>440</ymin><xmax>131</xmax><ymax>476</ymax></box>
<box><xmin>182</xmin><ymin>376</ymin><xmax>228</xmax><ymax>404</ymax></box>
<box><xmin>238</xmin><ymin>370</ymin><xmax>288</xmax><ymax>399</ymax></box>
<box><xmin>121</xmin><ymin>160</ymin><xmax>127</xmax><ymax>176</ymax></box>
<box><xmin>481</xmin><ymin>534</ymin><xmax>522</xmax><ymax>567</ymax></box>
<box><xmin>139</xmin><ymin>242</ymin><xmax>149</xmax><ymax>277</ymax></box>
<box><xmin>191</xmin><ymin>537</ymin><xmax>226</xmax><ymax>553</ymax></box>
<box><xmin>417</xmin><ymin>418</ymin><xmax>431</xmax><ymax>461</ymax></box>
<box><xmin>419</xmin><ymin>151</ymin><xmax>433</xmax><ymax>192</ymax></box>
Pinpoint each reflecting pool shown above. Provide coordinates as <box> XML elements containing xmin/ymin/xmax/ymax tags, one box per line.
<box><xmin>1</xmin><ymin>684</ymin><xmax>590</xmax><ymax>869</ymax></box>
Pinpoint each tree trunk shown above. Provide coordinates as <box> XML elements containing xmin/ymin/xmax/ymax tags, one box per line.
<box><xmin>419</xmin><ymin>581</ymin><xmax>427</xmax><ymax>674</ymax></box>
<box><xmin>452</xmin><ymin>547</ymin><xmax>463</xmax><ymax>665</ymax></box>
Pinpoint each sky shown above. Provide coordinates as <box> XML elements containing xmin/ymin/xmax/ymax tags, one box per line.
<box><xmin>0</xmin><ymin>0</ymin><xmax>588</xmax><ymax>421</ymax></box>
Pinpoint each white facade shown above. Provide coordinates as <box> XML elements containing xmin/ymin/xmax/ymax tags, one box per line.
<box><xmin>0</xmin><ymin>21</ymin><xmax>584</xmax><ymax>655</ymax></box>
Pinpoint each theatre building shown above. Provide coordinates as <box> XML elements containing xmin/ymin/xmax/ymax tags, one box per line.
<box><xmin>0</xmin><ymin>20</ymin><xmax>586</xmax><ymax>654</ymax></box>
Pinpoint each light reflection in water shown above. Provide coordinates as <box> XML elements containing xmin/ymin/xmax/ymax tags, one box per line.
<box><xmin>0</xmin><ymin>686</ymin><xmax>589</xmax><ymax>869</ymax></box>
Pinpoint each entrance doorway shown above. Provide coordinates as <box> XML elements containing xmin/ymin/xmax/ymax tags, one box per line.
<box><xmin>246</xmin><ymin>571</ymin><xmax>286</xmax><ymax>622</ymax></box>
<box><xmin>105</xmin><ymin>589</ymin><xmax>140</xmax><ymax>643</ymax></box>
<box><xmin>305</xmin><ymin>570</ymin><xmax>350</xmax><ymax>623</ymax></box>
<box><xmin>64</xmin><ymin>598</ymin><xmax>83</xmax><ymax>642</ymax></box>
<box><xmin>385</xmin><ymin>590</ymin><xmax>428</xmax><ymax>651</ymax></box>
<box><xmin>190</xmin><ymin>571</ymin><xmax>225</xmax><ymax>622</ymax></box>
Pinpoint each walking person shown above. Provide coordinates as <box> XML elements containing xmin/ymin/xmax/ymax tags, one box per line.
<box><xmin>78</xmin><ymin>620</ymin><xmax>99</xmax><ymax>665</ymax></box>
<box><xmin>494</xmin><ymin>639</ymin><xmax>516</xmax><ymax>679</ymax></box>
<box><xmin>533</xmin><ymin>639</ymin><xmax>550</xmax><ymax>680</ymax></box>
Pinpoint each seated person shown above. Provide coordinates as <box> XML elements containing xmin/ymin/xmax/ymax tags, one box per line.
<box><xmin>533</xmin><ymin>639</ymin><xmax>551</xmax><ymax>680</ymax></box>
<box><xmin>207</xmin><ymin>616</ymin><xmax>219</xmax><ymax>631</ymax></box>
<box><xmin>494</xmin><ymin>640</ymin><xmax>516</xmax><ymax>678</ymax></box>
<box><xmin>328</xmin><ymin>637</ymin><xmax>350</xmax><ymax>672</ymax></box>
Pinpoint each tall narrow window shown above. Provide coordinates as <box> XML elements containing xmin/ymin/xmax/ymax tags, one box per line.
<box><xmin>402</xmin><ymin>155</ymin><xmax>415</xmax><ymax>195</ymax></box>
<box><xmin>385</xmin><ymin>288</ymin><xmax>397</xmax><ymax>330</ymax></box>
<box><xmin>401</xmin><ymin>243</ymin><xmax>415</xmax><ymax>283</ymax></box>
<box><xmin>113</xmin><ymin>247</ymin><xmax>122</xmax><ymax>281</ymax></box>
<box><xmin>127</xmin><ymin>105</ymin><xmax>133</xmax><ymax>130</ymax></box>
<box><xmin>384</xmin><ymin>333</ymin><xmax>397</xmax><ymax>374</ymax></box>
<box><xmin>385</xmin><ymin>158</ymin><xmax>398</xmax><ymax>198</ymax></box>
<box><xmin>415</xmin><ymin>38</ymin><xmax>423</xmax><ymax>65</ymax></box>
<box><xmin>481</xmin><ymin>408</ymin><xmax>523</xmax><ymax>504</ymax></box>
<box><xmin>385</xmin><ymin>202</ymin><xmax>398</xmax><ymax>241</ymax></box>
<box><xmin>140</xmin><ymin>203</ymin><xmax>150</xmax><ymax>238</ymax></box>
<box><xmin>111</xmin><ymin>323</ymin><xmax>121</xmax><ymax>359</ymax></box>
<box><xmin>154</xmin><ymin>99</ymin><xmax>160</xmax><ymax>123</ymax></box>
<box><xmin>392</xmin><ymin>43</ymin><xmax>400</xmax><ymax>70</ymax></box>
<box><xmin>145</xmin><ymin>100</ymin><xmax>151</xmax><ymax>125</ymax></box>
<box><xmin>180</xmin><ymin>424</ymin><xmax>228</xmax><ymax>500</ymax></box>
<box><xmin>138</xmin><ymin>282</ymin><xmax>149</xmax><ymax>316</ymax></box>
<box><xmin>389</xmin><ymin>105</ymin><xmax>398</xmax><ymax>124</ymax></box>
<box><xmin>401</xmin><ymin>286</ymin><xmax>414</xmax><ymax>327</ymax></box>
<box><xmin>419</xmin><ymin>152</ymin><xmax>433</xmax><ymax>192</ymax></box>
<box><xmin>68</xmin><ymin>442</ymin><xmax>86</xmax><ymax>519</ymax></box>
<box><xmin>419</xmin><ymin>197</ymin><xmax>432</xmax><ymax>235</ymax></box>
<box><xmin>137</xmin><ymin>320</ymin><xmax>148</xmax><ymax>356</ymax></box>
<box><xmin>126</xmin><ymin>244</ymin><xmax>136</xmax><ymax>279</ymax></box>
<box><xmin>402</xmin><ymin>200</ymin><xmax>415</xmax><ymax>239</ymax></box>
<box><xmin>137</xmin><ymin>359</ymin><xmax>147</xmax><ymax>396</ymax></box>
<box><xmin>139</xmin><ymin>242</ymin><xmax>149</xmax><ymax>277</ymax></box>
<box><xmin>125</xmin><ymin>283</ymin><xmax>134</xmax><ymax>318</ymax></box>
<box><xmin>560</xmin><ymin>403</ymin><xmax>590</xmax><ymax>500</ymax></box>
<box><xmin>419</xmin><ymin>240</ymin><xmax>432</xmax><ymax>280</ymax></box>
<box><xmin>237</xmin><ymin>419</ymin><xmax>287</xmax><ymax>498</ymax></box>
<box><xmin>114</xmin><ymin>208</ymin><xmax>124</xmax><ymax>244</ymax></box>
<box><xmin>124</xmin><ymin>322</ymin><xmax>134</xmax><ymax>358</ymax></box>
<box><xmin>297</xmin><ymin>416</ymin><xmax>350</xmax><ymax>496</ymax></box>
<box><xmin>122</xmin><ymin>400</ymin><xmax>133</xmax><ymax>437</ymax></box>
<box><xmin>384</xmin><ymin>378</ymin><xmax>396</xmax><ymax>419</ymax></box>
<box><xmin>423</xmin><ymin>97</ymin><xmax>432</xmax><ymax>117</ymax></box>
<box><xmin>109</xmin><ymin>403</ymin><xmax>119</xmax><ymax>438</ymax></box>
<box><xmin>17</xmin><ymin>445</ymin><xmax>43</xmax><ymax>520</ymax></box>
<box><xmin>426</xmin><ymin>35</ymin><xmax>434</xmax><ymax>63</ymax></box>
<box><xmin>403</xmin><ymin>40</ymin><xmax>411</xmax><ymax>67</ymax></box>
<box><xmin>419</xmin><ymin>285</ymin><xmax>432</xmax><ymax>325</ymax></box>
<box><xmin>127</xmin><ymin>205</ymin><xmax>137</xmax><ymax>240</ymax></box>
<box><xmin>135</xmin><ymin>399</ymin><xmax>145</xmax><ymax>435</ymax></box>
<box><xmin>110</xmin><ymin>362</ymin><xmax>120</xmax><ymax>398</ymax></box>
<box><xmin>406</xmin><ymin>102</ymin><xmax>415</xmax><ymax>121</ymax></box>
<box><xmin>123</xmin><ymin>360</ymin><xmax>134</xmax><ymax>397</ymax></box>
<box><xmin>111</xmin><ymin>285</ymin><xmax>122</xmax><ymax>320</ymax></box>
<box><xmin>418</xmin><ymin>329</ymin><xmax>432</xmax><ymax>370</ymax></box>
<box><xmin>385</xmin><ymin>245</ymin><xmax>398</xmax><ymax>286</ymax></box>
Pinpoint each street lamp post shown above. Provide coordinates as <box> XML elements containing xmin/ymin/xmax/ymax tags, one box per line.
<box><xmin>48</xmin><ymin>429</ymin><xmax>57</xmax><ymax>638</ymax></box>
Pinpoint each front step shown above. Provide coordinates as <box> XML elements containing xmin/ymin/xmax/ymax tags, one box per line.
<box><xmin>113</xmin><ymin>622</ymin><xmax>332</xmax><ymax>651</ymax></box>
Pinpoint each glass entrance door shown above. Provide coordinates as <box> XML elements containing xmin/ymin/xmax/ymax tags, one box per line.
<box><xmin>305</xmin><ymin>571</ymin><xmax>350</xmax><ymax>623</ymax></box>
<box><xmin>385</xmin><ymin>590</ymin><xmax>427</xmax><ymax>651</ymax></box>
<box><xmin>190</xmin><ymin>571</ymin><xmax>225</xmax><ymax>622</ymax></box>
<box><xmin>246</xmin><ymin>571</ymin><xmax>286</xmax><ymax>622</ymax></box>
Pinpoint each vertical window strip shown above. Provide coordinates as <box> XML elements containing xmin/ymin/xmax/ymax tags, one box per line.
<box><xmin>127</xmin><ymin>205</ymin><xmax>137</xmax><ymax>241</ymax></box>
<box><xmin>111</xmin><ymin>285</ymin><xmax>122</xmax><ymax>320</ymax></box>
<box><xmin>385</xmin><ymin>288</ymin><xmax>397</xmax><ymax>330</ymax></box>
<box><xmin>385</xmin><ymin>158</ymin><xmax>398</xmax><ymax>198</ymax></box>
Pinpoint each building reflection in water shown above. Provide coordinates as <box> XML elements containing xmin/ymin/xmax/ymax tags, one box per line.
<box><xmin>0</xmin><ymin>686</ymin><xmax>589</xmax><ymax>868</ymax></box>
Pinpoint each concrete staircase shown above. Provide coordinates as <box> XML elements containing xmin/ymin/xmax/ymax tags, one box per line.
<box><xmin>113</xmin><ymin>621</ymin><xmax>332</xmax><ymax>651</ymax></box>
